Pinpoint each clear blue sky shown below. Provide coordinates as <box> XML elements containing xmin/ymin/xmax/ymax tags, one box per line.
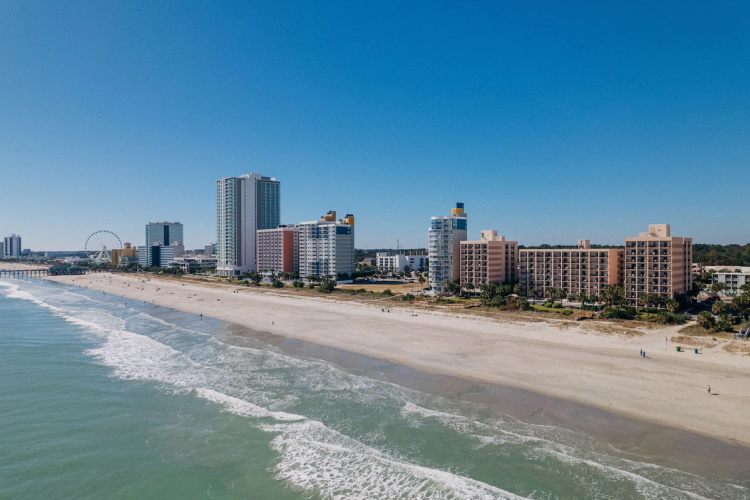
<box><xmin>1</xmin><ymin>1</ymin><xmax>748</xmax><ymax>250</ymax></box>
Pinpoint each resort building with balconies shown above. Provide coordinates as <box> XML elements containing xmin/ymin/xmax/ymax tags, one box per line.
<box><xmin>459</xmin><ymin>230</ymin><xmax>518</xmax><ymax>291</ymax></box>
<box><xmin>257</xmin><ymin>225</ymin><xmax>299</xmax><ymax>276</ymax></box>
<box><xmin>519</xmin><ymin>240</ymin><xmax>624</xmax><ymax>299</ymax></box>
<box><xmin>428</xmin><ymin>203</ymin><xmax>467</xmax><ymax>295</ymax></box>
<box><xmin>624</xmin><ymin>224</ymin><xmax>692</xmax><ymax>306</ymax></box>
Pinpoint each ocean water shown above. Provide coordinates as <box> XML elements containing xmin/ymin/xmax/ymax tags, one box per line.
<box><xmin>0</xmin><ymin>278</ymin><xmax>747</xmax><ymax>500</ymax></box>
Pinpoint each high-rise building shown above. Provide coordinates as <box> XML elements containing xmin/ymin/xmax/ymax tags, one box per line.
<box><xmin>460</xmin><ymin>230</ymin><xmax>518</xmax><ymax>291</ymax></box>
<box><xmin>428</xmin><ymin>203</ymin><xmax>467</xmax><ymax>295</ymax></box>
<box><xmin>298</xmin><ymin>212</ymin><xmax>355</xmax><ymax>282</ymax></box>
<box><xmin>145</xmin><ymin>222</ymin><xmax>183</xmax><ymax>247</ymax></box>
<box><xmin>0</xmin><ymin>241</ymin><xmax>4</xmax><ymax>259</ymax></box>
<box><xmin>519</xmin><ymin>240</ymin><xmax>624</xmax><ymax>298</ymax></box>
<box><xmin>216</xmin><ymin>174</ymin><xmax>280</xmax><ymax>276</ymax></box>
<box><xmin>624</xmin><ymin>224</ymin><xmax>692</xmax><ymax>306</ymax></box>
<box><xmin>3</xmin><ymin>234</ymin><xmax>21</xmax><ymax>258</ymax></box>
<box><xmin>257</xmin><ymin>225</ymin><xmax>299</xmax><ymax>275</ymax></box>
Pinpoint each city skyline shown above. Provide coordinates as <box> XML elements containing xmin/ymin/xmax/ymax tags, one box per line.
<box><xmin>2</xmin><ymin>2</ymin><xmax>749</xmax><ymax>250</ymax></box>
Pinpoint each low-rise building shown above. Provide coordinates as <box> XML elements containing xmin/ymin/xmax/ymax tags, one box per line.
<box><xmin>460</xmin><ymin>230</ymin><xmax>518</xmax><ymax>291</ymax></box>
<box><xmin>520</xmin><ymin>240</ymin><xmax>624</xmax><ymax>298</ymax></box>
<box><xmin>112</xmin><ymin>242</ymin><xmax>138</xmax><ymax>266</ymax></box>
<box><xmin>712</xmin><ymin>273</ymin><xmax>750</xmax><ymax>295</ymax></box>
<box><xmin>375</xmin><ymin>252</ymin><xmax>428</xmax><ymax>273</ymax></box>
<box><xmin>376</xmin><ymin>253</ymin><xmax>409</xmax><ymax>272</ymax></box>
<box><xmin>170</xmin><ymin>256</ymin><xmax>218</xmax><ymax>274</ymax></box>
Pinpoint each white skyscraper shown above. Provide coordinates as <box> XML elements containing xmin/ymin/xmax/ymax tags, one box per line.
<box><xmin>3</xmin><ymin>234</ymin><xmax>22</xmax><ymax>259</ymax></box>
<box><xmin>216</xmin><ymin>173</ymin><xmax>280</xmax><ymax>276</ymax></box>
<box><xmin>428</xmin><ymin>203</ymin><xmax>467</xmax><ymax>295</ymax></box>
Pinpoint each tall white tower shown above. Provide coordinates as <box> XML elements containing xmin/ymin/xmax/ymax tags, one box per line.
<box><xmin>3</xmin><ymin>234</ymin><xmax>22</xmax><ymax>258</ymax></box>
<box><xmin>428</xmin><ymin>203</ymin><xmax>467</xmax><ymax>295</ymax></box>
<box><xmin>216</xmin><ymin>174</ymin><xmax>280</xmax><ymax>276</ymax></box>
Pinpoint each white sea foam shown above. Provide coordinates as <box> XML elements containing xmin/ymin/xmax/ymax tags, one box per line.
<box><xmin>4</xmin><ymin>279</ymin><xmax>744</xmax><ymax>499</ymax></box>
<box><xmin>260</xmin><ymin>419</ymin><xmax>526</xmax><ymax>500</ymax></box>
<box><xmin>0</xmin><ymin>280</ymin><xmax>62</xmax><ymax>312</ymax></box>
<box><xmin>195</xmin><ymin>388</ymin><xmax>304</xmax><ymax>422</ymax></box>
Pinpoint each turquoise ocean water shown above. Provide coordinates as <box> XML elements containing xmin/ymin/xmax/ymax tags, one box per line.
<box><xmin>0</xmin><ymin>278</ymin><xmax>747</xmax><ymax>499</ymax></box>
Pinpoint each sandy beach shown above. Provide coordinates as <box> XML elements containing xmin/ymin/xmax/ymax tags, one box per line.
<box><xmin>44</xmin><ymin>271</ymin><xmax>750</xmax><ymax>447</ymax></box>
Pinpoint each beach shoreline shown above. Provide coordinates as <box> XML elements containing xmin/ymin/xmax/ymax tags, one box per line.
<box><xmin>41</xmin><ymin>271</ymin><xmax>750</xmax><ymax>448</ymax></box>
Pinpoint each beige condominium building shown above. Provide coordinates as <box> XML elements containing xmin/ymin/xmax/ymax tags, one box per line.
<box><xmin>624</xmin><ymin>224</ymin><xmax>692</xmax><ymax>306</ymax></box>
<box><xmin>519</xmin><ymin>240</ymin><xmax>624</xmax><ymax>298</ymax></box>
<box><xmin>459</xmin><ymin>230</ymin><xmax>518</xmax><ymax>291</ymax></box>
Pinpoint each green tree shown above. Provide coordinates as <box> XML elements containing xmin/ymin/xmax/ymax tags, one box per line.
<box><xmin>696</xmin><ymin>311</ymin><xmax>716</xmax><ymax>330</ymax></box>
<box><xmin>248</xmin><ymin>271</ymin><xmax>262</xmax><ymax>286</ymax></box>
<box><xmin>711</xmin><ymin>300</ymin><xmax>727</xmax><ymax>315</ymax></box>
<box><xmin>271</xmin><ymin>279</ymin><xmax>284</xmax><ymax>288</ymax></box>
<box><xmin>665</xmin><ymin>300</ymin><xmax>679</xmax><ymax>313</ymax></box>
<box><xmin>715</xmin><ymin>313</ymin><xmax>734</xmax><ymax>333</ymax></box>
<box><xmin>529</xmin><ymin>288</ymin><xmax>537</xmax><ymax>299</ymax></box>
<box><xmin>601</xmin><ymin>285</ymin><xmax>625</xmax><ymax>307</ymax></box>
<box><xmin>445</xmin><ymin>281</ymin><xmax>461</xmax><ymax>296</ymax></box>
<box><xmin>731</xmin><ymin>293</ymin><xmax>750</xmax><ymax>310</ymax></box>
<box><xmin>710</xmin><ymin>282</ymin><xmax>727</xmax><ymax>294</ymax></box>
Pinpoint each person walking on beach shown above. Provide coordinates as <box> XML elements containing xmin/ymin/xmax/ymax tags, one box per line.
<box><xmin>707</xmin><ymin>385</ymin><xmax>711</xmax><ymax>395</ymax></box>
<box><xmin>640</xmin><ymin>349</ymin><xmax>643</xmax><ymax>356</ymax></box>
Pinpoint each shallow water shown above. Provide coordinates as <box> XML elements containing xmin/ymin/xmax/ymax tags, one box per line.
<box><xmin>0</xmin><ymin>278</ymin><xmax>746</xmax><ymax>499</ymax></box>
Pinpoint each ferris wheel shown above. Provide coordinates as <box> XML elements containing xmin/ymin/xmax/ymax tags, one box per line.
<box><xmin>85</xmin><ymin>230</ymin><xmax>122</xmax><ymax>264</ymax></box>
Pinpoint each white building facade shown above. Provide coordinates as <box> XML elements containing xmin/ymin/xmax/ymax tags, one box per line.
<box><xmin>137</xmin><ymin>245</ymin><xmax>176</xmax><ymax>268</ymax></box>
<box><xmin>216</xmin><ymin>174</ymin><xmax>280</xmax><ymax>276</ymax></box>
<box><xmin>298</xmin><ymin>213</ymin><xmax>355</xmax><ymax>282</ymax></box>
<box><xmin>375</xmin><ymin>252</ymin><xmax>428</xmax><ymax>273</ymax></box>
<box><xmin>712</xmin><ymin>273</ymin><xmax>750</xmax><ymax>295</ymax></box>
<box><xmin>3</xmin><ymin>234</ymin><xmax>21</xmax><ymax>258</ymax></box>
<box><xmin>376</xmin><ymin>253</ymin><xmax>409</xmax><ymax>272</ymax></box>
<box><xmin>428</xmin><ymin>203</ymin><xmax>467</xmax><ymax>295</ymax></box>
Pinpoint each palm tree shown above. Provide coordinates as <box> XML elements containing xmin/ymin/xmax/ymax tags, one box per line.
<box><xmin>665</xmin><ymin>300</ymin><xmax>678</xmax><ymax>313</ymax></box>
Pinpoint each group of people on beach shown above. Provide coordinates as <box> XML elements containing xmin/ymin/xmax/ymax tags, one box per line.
<box><xmin>639</xmin><ymin>349</ymin><xmax>646</xmax><ymax>358</ymax></box>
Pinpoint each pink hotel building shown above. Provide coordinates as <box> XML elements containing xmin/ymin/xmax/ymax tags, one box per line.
<box><xmin>457</xmin><ymin>224</ymin><xmax>691</xmax><ymax>305</ymax></box>
<box><xmin>256</xmin><ymin>225</ymin><xmax>299</xmax><ymax>275</ymax></box>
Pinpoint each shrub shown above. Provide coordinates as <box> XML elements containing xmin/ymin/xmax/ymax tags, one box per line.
<box><xmin>560</xmin><ymin>309</ymin><xmax>573</xmax><ymax>316</ymax></box>
<box><xmin>401</xmin><ymin>293</ymin><xmax>415</xmax><ymax>301</ymax></box>
<box><xmin>271</xmin><ymin>279</ymin><xmax>284</xmax><ymax>288</ymax></box>
<box><xmin>650</xmin><ymin>311</ymin><xmax>688</xmax><ymax>325</ymax></box>
<box><xmin>292</xmin><ymin>280</ymin><xmax>304</xmax><ymax>288</ymax></box>
<box><xmin>604</xmin><ymin>307</ymin><xmax>637</xmax><ymax>320</ymax></box>
<box><xmin>381</xmin><ymin>289</ymin><xmax>393</xmax><ymax>296</ymax></box>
